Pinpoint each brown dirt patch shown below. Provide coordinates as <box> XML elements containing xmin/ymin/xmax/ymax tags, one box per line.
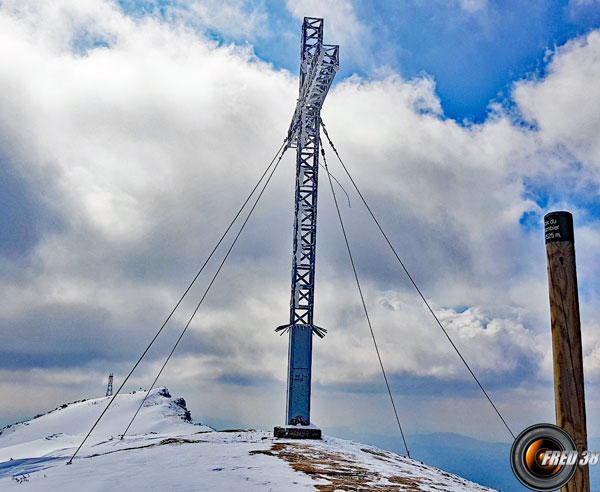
<box><xmin>250</xmin><ymin>442</ymin><xmax>425</xmax><ymax>491</ymax></box>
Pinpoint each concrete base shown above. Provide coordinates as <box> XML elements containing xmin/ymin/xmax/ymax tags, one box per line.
<box><xmin>273</xmin><ymin>426</ymin><xmax>322</xmax><ymax>440</ymax></box>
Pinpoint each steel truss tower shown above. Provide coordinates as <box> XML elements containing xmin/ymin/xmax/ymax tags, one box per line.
<box><xmin>275</xmin><ymin>17</ymin><xmax>338</xmax><ymax>435</ymax></box>
<box><xmin>106</xmin><ymin>372</ymin><xmax>113</xmax><ymax>397</ymax></box>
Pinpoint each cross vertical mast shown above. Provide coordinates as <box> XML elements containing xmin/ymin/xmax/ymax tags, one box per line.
<box><xmin>275</xmin><ymin>17</ymin><xmax>338</xmax><ymax>436</ymax></box>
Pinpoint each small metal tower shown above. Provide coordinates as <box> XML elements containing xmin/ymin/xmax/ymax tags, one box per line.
<box><xmin>106</xmin><ymin>372</ymin><xmax>113</xmax><ymax>397</ymax></box>
<box><xmin>274</xmin><ymin>17</ymin><xmax>338</xmax><ymax>439</ymax></box>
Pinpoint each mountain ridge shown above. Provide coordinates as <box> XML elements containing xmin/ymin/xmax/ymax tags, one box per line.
<box><xmin>0</xmin><ymin>388</ymin><xmax>498</xmax><ymax>491</ymax></box>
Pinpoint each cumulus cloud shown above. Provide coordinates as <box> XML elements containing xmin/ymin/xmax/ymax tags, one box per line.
<box><xmin>285</xmin><ymin>0</ymin><xmax>374</xmax><ymax>70</ymax></box>
<box><xmin>285</xmin><ymin>0</ymin><xmax>364</xmax><ymax>40</ymax></box>
<box><xmin>0</xmin><ymin>0</ymin><xmax>295</xmax><ymax>407</ymax></box>
<box><xmin>311</xmin><ymin>288</ymin><xmax>545</xmax><ymax>385</ymax></box>
<box><xmin>514</xmin><ymin>31</ymin><xmax>600</xmax><ymax>185</ymax></box>
<box><xmin>153</xmin><ymin>0</ymin><xmax>268</xmax><ymax>41</ymax></box>
<box><xmin>1</xmin><ymin>0</ymin><xmax>600</xmax><ymax>437</ymax></box>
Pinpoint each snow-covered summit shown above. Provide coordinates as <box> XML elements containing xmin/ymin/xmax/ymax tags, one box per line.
<box><xmin>0</xmin><ymin>388</ymin><xmax>497</xmax><ymax>491</ymax></box>
<box><xmin>0</xmin><ymin>387</ymin><xmax>207</xmax><ymax>461</ymax></box>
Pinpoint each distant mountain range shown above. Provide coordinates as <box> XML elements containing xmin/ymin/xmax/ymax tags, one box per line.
<box><xmin>323</xmin><ymin>427</ymin><xmax>600</xmax><ymax>491</ymax></box>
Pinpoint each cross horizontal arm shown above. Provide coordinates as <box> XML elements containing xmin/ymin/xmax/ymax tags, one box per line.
<box><xmin>287</xmin><ymin>43</ymin><xmax>339</xmax><ymax>147</ymax></box>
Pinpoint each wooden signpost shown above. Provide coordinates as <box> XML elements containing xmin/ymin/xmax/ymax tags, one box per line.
<box><xmin>544</xmin><ymin>211</ymin><xmax>590</xmax><ymax>492</ymax></box>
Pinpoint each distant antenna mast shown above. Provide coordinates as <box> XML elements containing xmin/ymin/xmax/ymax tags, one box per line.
<box><xmin>106</xmin><ymin>373</ymin><xmax>113</xmax><ymax>397</ymax></box>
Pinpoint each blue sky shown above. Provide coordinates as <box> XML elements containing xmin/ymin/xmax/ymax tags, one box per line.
<box><xmin>112</xmin><ymin>0</ymin><xmax>600</xmax><ymax>229</ymax></box>
<box><xmin>119</xmin><ymin>0</ymin><xmax>600</xmax><ymax>121</ymax></box>
<box><xmin>1</xmin><ymin>5</ymin><xmax>600</xmax><ymax>488</ymax></box>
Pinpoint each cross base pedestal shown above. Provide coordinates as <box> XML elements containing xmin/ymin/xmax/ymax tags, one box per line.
<box><xmin>273</xmin><ymin>426</ymin><xmax>322</xmax><ymax>439</ymax></box>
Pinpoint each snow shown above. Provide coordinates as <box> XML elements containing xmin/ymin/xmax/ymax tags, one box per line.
<box><xmin>0</xmin><ymin>388</ymin><xmax>497</xmax><ymax>491</ymax></box>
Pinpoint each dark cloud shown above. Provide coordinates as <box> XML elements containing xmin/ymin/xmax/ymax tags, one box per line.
<box><xmin>0</xmin><ymin>303</ymin><xmax>118</xmax><ymax>367</ymax></box>
<box><xmin>0</xmin><ymin>153</ymin><xmax>62</xmax><ymax>261</ymax></box>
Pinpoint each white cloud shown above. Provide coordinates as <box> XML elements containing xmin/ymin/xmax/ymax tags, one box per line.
<box><xmin>285</xmin><ymin>0</ymin><xmax>373</xmax><ymax>69</ymax></box>
<box><xmin>513</xmin><ymin>31</ymin><xmax>600</xmax><ymax>184</ymax></box>
<box><xmin>456</xmin><ymin>0</ymin><xmax>488</xmax><ymax>13</ymax></box>
<box><xmin>311</xmin><ymin>288</ymin><xmax>544</xmax><ymax>384</ymax></box>
<box><xmin>1</xmin><ymin>0</ymin><xmax>600</xmax><ymax>437</ymax></box>
<box><xmin>424</xmin><ymin>0</ymin><xmax>488</xmax><ymax>14</ymax></box>
<box><xmin>160</xmin><ymin>0</ymin><xmax>268</xmax><ymax>41</ymax></box>
<box><xmin>285</xmin><ymin>0</ymin><xmax>364</xmax><ymax>42</ymax></box>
